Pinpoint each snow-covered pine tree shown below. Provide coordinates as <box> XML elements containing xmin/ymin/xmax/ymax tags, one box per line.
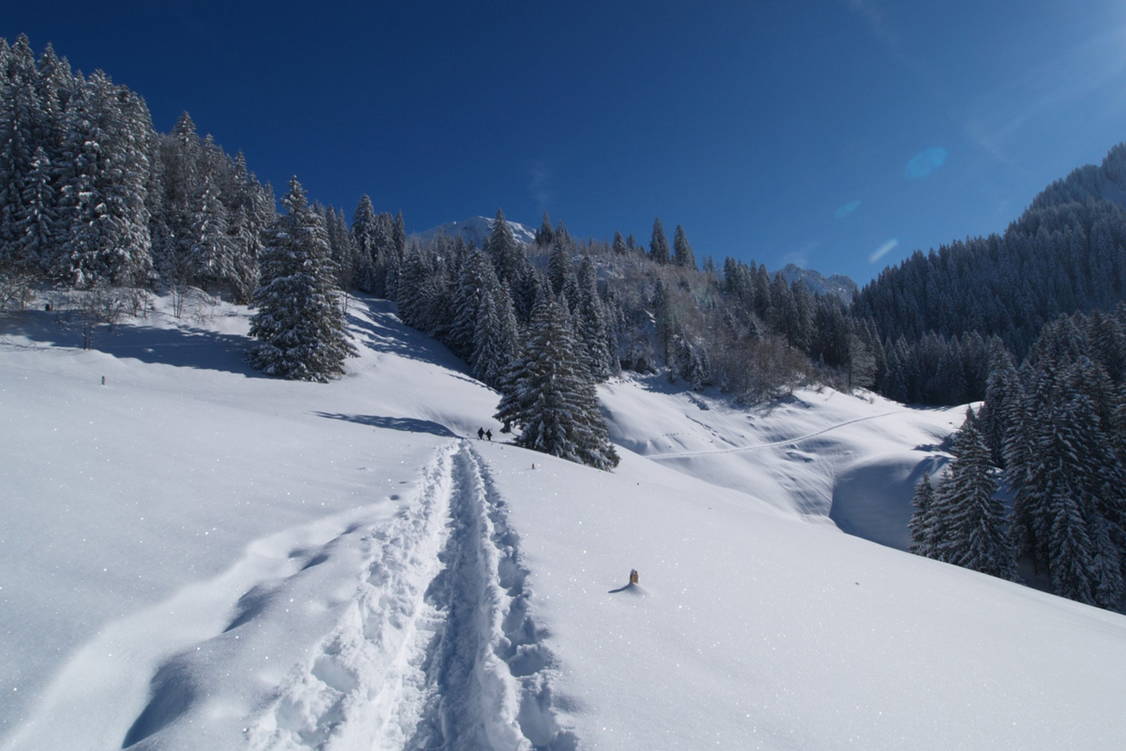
<box><xmin>907</xmin><ymin>473</ymin><xmax>936</xmax><ymax>556</ymax></box>
<box><xmin>11</xmin><ymin>146</ymin><xmax>55</xmax><ymax>274</ymax></box>
<box><xmin>553</xmin><ymin>220</ymin><xmax>572</xmax><ymax>248</ymax></box>
<box><xmin>386</xmin><ymin>212</ymin><xmax>406</xmax><ymax>298</ymax></box>
<box><xmin>351</xmin><ymin>195</ymin><xmax>379</xmax><ymax>292</ymax></box>
<box><xmin>188</xmin><ymin>165</ymin><xmax>235</xmax><ymax>293</ymax></box>
<box><xmin>486</xmin><ymin>208</ymin><xmax>523</xmax><ymax>285</ymax></box>
<box><xmin>547</xmin><ymin>239</ymin><xmax>571</xmax><ymax>297</ymax></box>
<box><xmin>1048</xmin><ymin>488</ymin><xmax>1097</xmax><ymax>606</ymax></box>
<box><xmin>979</xmin><ymin>345</ymin><xmax>1021</xmax><ymax>467</ymax></box>
<box><xmin>53</xmin><ymin>71</ymin><xmax>152</xmax><ymax>287</ymax></box>
<box><xmin>649</xmin><ymin>218</ymin><xmax>669</xmax><ymax>264</ymax></box>
<box><xmin>673</xmin><ymin>224</ymin><xmax>696</xmax><ymax>269</ymax></box>
<box><xmin>249</xmin><ymin>177</ymin><xmax>355</xmax><ymax>381</ymax></box>
<box><xmin>1052</xmin><ymin>389</ymin><xmax>1124</xmax><ymax>608</ymax></box>
<box><xmin>448</xmin><ymin>249</ymin><xmax>493</xmax><ymax>360</ymax></box>
<box><xmin>0</xmin><ymin>35</ymin><xmax>39</xmax><ymax>257</ymax></box>
<box><xmin>534</xmin><ymin>211</ymin><xmax>554</xmax><ymax>247</ymax></box>
<box><xmin>575</xmin><ymin>256</ymin><xmax>614</xmax><ymax>380</ymax></box>
<box><xmin>470</xmin><ymin>281</ymin><xmax>520</xmax><ymax>388</ymax></box>
<box><xmin>495</xmin><ymin>296</ymin><xmax>619</xmax><ymax>470</ymax></box>
<box><xmin>929</xmin><ymin>409</ymin><xmax>1015</xmax><ymax>579</ymax></box>
<box><xmin>612</xmin><ymin>231</ymin><xmax>627</xmax><ymax>255</ymax></box>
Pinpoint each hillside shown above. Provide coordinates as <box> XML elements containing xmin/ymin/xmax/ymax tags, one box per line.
<box><xmin>854</xmin><ymin>143</ymin><xmax>1126</xmax><ymax>360</ymax></box>
<box><xmin>410</xmin><ymin>216</ymin><xmax>537</xmax><ymax>248</ymax></box>
<box><xmin>2</xmin><ymin>294</ymin><xmax>1125</xmax><ymax>750</ymax></box>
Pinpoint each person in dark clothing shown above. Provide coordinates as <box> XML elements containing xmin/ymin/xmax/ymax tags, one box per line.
<box><xmin>485</xmin><ymin>429</ymin><xmax>492</xmax><ymax>441</ymax></box>
<box><xmin>477</xmin><ymin>427</ymin><xmax>485</xmax><ymax>439</ymax></box>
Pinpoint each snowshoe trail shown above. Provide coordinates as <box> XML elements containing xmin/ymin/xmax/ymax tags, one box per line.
<box><xmin>248</xmin><ymin>441</ymin><xmax>574</xmax><ymax>750</ymax></box>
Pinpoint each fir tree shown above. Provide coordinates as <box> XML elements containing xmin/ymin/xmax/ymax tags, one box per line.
<box><xmin>649</xmin><ymin>218</ymin><xmax>669</xmax><ymax>264</ymax></box>
<box><xmin>575</xmin><ymin>256</ymin><xmax>614</xmax><ymax>380</ymax></box>
<box><xmin>12</xmin><ymin>146</ymin><xmax>55</xmax><ymax>274</ymax></box>
<box><xmin>908</xmin><ymin>473</ymin><xmax>936</xmax><ymax>556</ymax></box>
<box><xmin>448</xmin><ymin>249</ymin><xmax>493</xmax><ymax>360</ymax></box>
<box><xmin>351</xmin><ymin>195</ymin><xmax>379</xmax><ymax>292</ymax></box>
<box><xmin>249</xmin><ymin>177</ymin><xmax>355</xmax><ymax>381</ymax></box>
<box><xmin>471</xmin><ymin>283</ymin><xmax>520</xmax><ymax>388</ymax></box>
<box><xmin>495</xmin><ymin>296</ymin><xmax>619</xmax><ymax>470</ymax></box>
<box><xmin>547</xmin><ymin>240</ymin><xmax>571</xmax><ymax>297</ymax></box>
<box><xmin>930</xmin><ymin>410</ymin><xmax>1015</xmax><ymax>579</ymax></box>
<box><xmin>535</xmin><ymin>211</ymin><xmax>554</xmax><ymax>247</ymax></box>
<box><xmin>486</xmin><ymin>208</ymin><xmax>523</xmax><ymax>284</ymax></box>
<box><xmin>612</xmin><ymin>231</ymin><xmax>627</xmax><ymax>255</ymax></box>
<box><xmin>673</xmin><ymin>224</ymin><xmax>696</xmax><ymax>269</ymax></box>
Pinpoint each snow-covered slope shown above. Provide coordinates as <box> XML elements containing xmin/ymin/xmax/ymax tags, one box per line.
<box><xmin>600</xmin><ymin>375</ymin><xmax>962</xmax><ymax>549</ymax></box>
<box><xmin>411</xmin><ymin>216</ymin><xmax>536</xmax><ymax>247</ymax></box>
<box><xmin>2</xmin><ymin>296</ymin><xmax>1125</xmax><ymax>750</ymax></box>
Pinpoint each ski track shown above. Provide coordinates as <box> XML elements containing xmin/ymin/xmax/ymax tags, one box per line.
<box><xmin>248</xmin><ymin>440</ymin><xmax>575</xmax><ymax>751</ymax></box>
<box><xmin>646</xmin><ymin>410</ymin><xmax>907</xmax><ymax>459</ymax></box>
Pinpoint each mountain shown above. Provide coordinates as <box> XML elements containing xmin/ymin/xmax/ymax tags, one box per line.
<box><xmin>3</xmin><ymin>292</ymin><xmax>1124</xmax><ymax>750</ymax></box>
<box><xmin>779</xmin><ymin>263</ymin><xmax>858</xmax><ymax>302</ymax></box>
<box><xmin>410</xmin><ymin>216</ymin><xmax>537</xmax><ymax>247</ymax></box>
<box><xmin>1027</xmin><ymin>142</ymin><xmax>1126</xmax><ymax>213</ymax></box>
<box><xmin>853</xmin><ymin>142</ymin><xmax>1126</xmax><ymax>358</ymax></box>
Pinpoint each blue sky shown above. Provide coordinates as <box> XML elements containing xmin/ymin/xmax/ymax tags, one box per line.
<box><xmin>5</xmin><ymin>0</ymin><xmax>1126</xmax><ymax>282</ymax></box>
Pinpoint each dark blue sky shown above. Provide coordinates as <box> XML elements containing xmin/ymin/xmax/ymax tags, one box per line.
<box><xmin>6</xmin><ymin>1</ymin><xmax>1126</xmax><ymax>282</ymax></box>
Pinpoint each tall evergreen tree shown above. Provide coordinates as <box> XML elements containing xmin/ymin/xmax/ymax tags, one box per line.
<box><xmin>249</xmin><ymin>177</ymin><xmax>355</xmax><ymax>381</ymax></box>
<box><xmin>611</xmin><ymin>231</ymin><xmax>627</xmax><ymax>255</ymax></box>
<box><xmin>576</xmin><ymin>256</ymin><xmax>614</xmax><ymax>380</ymax></box>
<box><xmin>908</xmin><ymin>473</ymin><xmax>936</xmax><ymax>556</ymax></box>
<box><xmin>673</xmin><ymin>224</ymin><xmax>696</xmax><ymax>269</ymax></box>
<box><xmin>547</xmin><ymin>240</ymin><xmax>571</xmax><ymax>297</ymax></box>
<box><xmin>486</xmin><ymin>208</ymin><xmax>523</xmax><ymax>285</ymax></box>
<box><xmin>351</xmin><ymin>194</ymin><xmax>379</xmax><ymax>292</ymax></box>
<box><xmin>929</xmin><ymin>410</ymin><xmax>1015</xmax><ymax>579</ymax></box>
<box><xmin>11</xmin><ymin>146</ymin><xmax>55</xmax><ymax>273</ymax></box>
<box><xmin>448</xmin><ymin>249</ymin><xmax>493</xmax><ymax>360</ymax></box>
<box><xmin>534</xmin><ymin>211</ymin><xmax>554</xmax><ymax>247</ymax></box>
<box><xmin>471</xmin><ymin>282</ymin><xmax>520</xmax><ymax>388</ymax></box>
<box><xmin>495</xmin><ymin>297</ymin><xmax>619</xmax><ymax>469</ymax></box>
<box><xmin>649</xmin><ymin>218</ymin><xmax>669</xmax><ymax>264</ymax></box>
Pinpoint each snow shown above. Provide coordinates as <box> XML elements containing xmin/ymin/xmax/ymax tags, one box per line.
<box><xmin>410</xmin><ymin>216</ymin><xmax>537</xmax><ymax>248</ymax></box>
<box><xmin>2</xmin><ymin>294</ymin><xmax>1125</xmax><ymax>750</ymax></box>
<box><xmin>600</xmin><ymin>375</ymin><xmax>963</xmax><ymax>537</ymax></box>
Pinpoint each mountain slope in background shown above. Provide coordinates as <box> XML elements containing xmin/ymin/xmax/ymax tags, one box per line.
<box><xmin>409</xmin><ymin>216</ymin><xmax>536</xmax><ymax>247</ymax></box>
<box><xmin>779</xmin><ymin>263</ymin><xmax>858</xmax><ymax>302</ymax></box>
<box><xmin>1029</xmin><ymin>142</ymin><xmax>1126</xmax><ymax>212</ymax></box>
<box><xmin>854</xmin><ymin>143</ymin><xmax>1126</xmax><ymax>356</ymax></box>
<box><xmin>412</xmin><ymin>219</ymin><xmax>860</xmax><ymax>304</ymax></box>
<box><xmin>2</xmin><ymin>294</ymin><xmax>1125</xmax><ymax>750</ymax></box>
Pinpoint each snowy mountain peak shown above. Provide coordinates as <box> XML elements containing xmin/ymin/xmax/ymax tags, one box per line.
<box><xmin>411</xmin><ymin>216</ymin><xmax>537</xmax><ymax>247</ymax></box>
<box><xmin>778</xmin><ymin>263</ymin><xmax>858</xmax><ymax>303</ymax></box>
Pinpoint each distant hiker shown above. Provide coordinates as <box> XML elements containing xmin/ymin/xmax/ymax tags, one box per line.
<box><xmin>477</xmin><ymin>427</ymin><xmax>485</xmax><ymax>440</ymax></box>
<box><xmin>629</xmin><ymin>569</ymin><xmax>639</xmax><ymax>585</ymax></box>
<box><xmin>485</xmin><ymin>429</ymin><xmax>493</xmax><ymax>441</ymax></box>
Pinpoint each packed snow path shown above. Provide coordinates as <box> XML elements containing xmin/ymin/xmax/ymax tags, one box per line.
<box><xmin>248</xmin><ymin>441</ymin><xmax>574</xmax><ymax>751</ymax></box>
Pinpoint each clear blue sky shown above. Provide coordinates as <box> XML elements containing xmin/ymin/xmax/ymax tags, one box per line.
<box><xmin>5</xmin><ymin>0</ymin><xmax>1126</xmax><ymax>282</ymax></box>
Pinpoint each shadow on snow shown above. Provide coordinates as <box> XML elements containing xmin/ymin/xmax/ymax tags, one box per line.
<box><xmin>1</xmin><ymin>309</ymin><xmax>262</xmax><ymax>378</ymax></box>
<box><xmin>315</xmin><ymin>411</ymin><xmax>459</xmax><ymax>438</ymax></box>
